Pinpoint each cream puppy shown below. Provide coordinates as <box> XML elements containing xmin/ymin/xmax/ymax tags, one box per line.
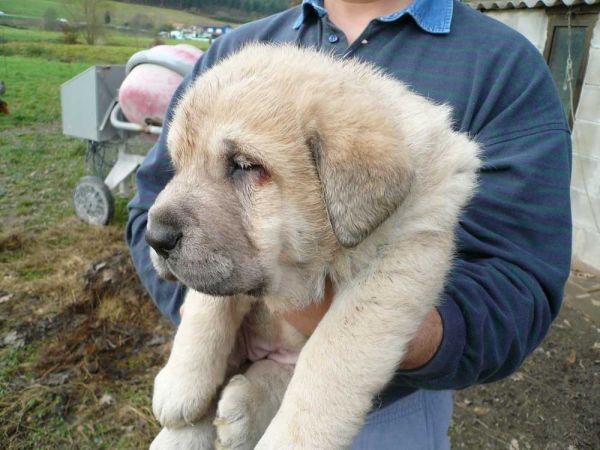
<box><xmin>146</xmin><ymin>43</ymin><xmax>480</xmax><ymax>450</ymax></box>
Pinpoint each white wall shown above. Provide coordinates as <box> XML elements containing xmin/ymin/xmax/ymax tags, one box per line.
<box><xmin>484</xmin><ymin>8</ymin><xmax>600</xmax><ymax>271</ymax></box>
<box><xmin>572</xmin><ymin>20</ymin><xmax>600</xmax><ymax>270</ymax></box>
<box><xmin>486</xmin><ymin>10</ymin><xmax>549</xmax><ymax>52</ymax></box>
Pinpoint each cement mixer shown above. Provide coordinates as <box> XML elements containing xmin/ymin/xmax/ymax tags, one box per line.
<box><xmin>61</xmin><ymin>44</ymin><xmax>203</xmax><ymax>225</ymax></box>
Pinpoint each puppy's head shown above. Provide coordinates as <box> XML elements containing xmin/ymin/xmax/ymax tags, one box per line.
<box><xmin>146</xmin><ymin>44</ymin><xmax>414</xmax><ymax>297</ymax></box>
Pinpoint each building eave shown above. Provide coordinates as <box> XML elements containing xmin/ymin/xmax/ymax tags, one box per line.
<box><xmin>464</xmin><ymin>0</ymin><xmax>600</xmax><ymax>11</ymax></box>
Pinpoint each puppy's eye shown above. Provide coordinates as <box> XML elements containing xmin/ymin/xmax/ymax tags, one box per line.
<box><xmin>230</xmin><ymin>155</ymin><xmax>269</xmax><ymax>183</ymax></box>
<box><xmin>233</xmin><ymin>156</ymin><xmax>255</xmax><ymax>171</ymax></box>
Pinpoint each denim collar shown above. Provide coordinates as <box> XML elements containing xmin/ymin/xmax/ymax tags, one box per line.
<box><xmin>293</xmin><ymin>0</ymin><xmax>453</xmax><ymax>34</ymax></box>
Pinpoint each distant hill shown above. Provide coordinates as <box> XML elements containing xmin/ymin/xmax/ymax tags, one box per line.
<box><xmin>110</xmin><ymin>1</ymin><xmax>293</xmax><ymax>24</ymax></box>
<box><xmin>0</xmin><ymin>0</ymin><xmax>242</xmax><ymax>28</ymax></box>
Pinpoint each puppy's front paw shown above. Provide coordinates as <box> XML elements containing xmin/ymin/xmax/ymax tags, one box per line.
<box><xmin>214</xmin><ymin>374</ymin><xmax>266</xmax><ymax>450</ymax></box>
<box><xmin>150</xmin><ymin>424</ymin><xmax>216</xmax><ymax>450</ymax></box>
<box><xmin>255</xmin><ymin>407</ymin><xmax>313</xmax><ymax>450</ymax></box>
<box><xmin>153</xmin><ymin>363</ymin><xmax>217</xmax><ymax>429</ymax></box>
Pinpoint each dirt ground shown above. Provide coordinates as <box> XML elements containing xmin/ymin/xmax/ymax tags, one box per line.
<box><xmin>450</xmin><ymin>270</ymin><xmax>600</xmax><ymax>449</ymax></box>
<box><xmin>1</xmin><ymin>239</ymin><xmax>599</xmax><ymax>449</ymax></box>
<box><xmin>0</xmin><ymin>234</ymin><xmax>171</xmax><ymax>448</ymax></box>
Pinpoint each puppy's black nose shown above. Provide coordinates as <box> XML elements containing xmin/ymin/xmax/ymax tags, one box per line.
<box><xmin>145</xmin><ymin>224</ymin><xmax>181</xmax><ymax>259</ymax></box>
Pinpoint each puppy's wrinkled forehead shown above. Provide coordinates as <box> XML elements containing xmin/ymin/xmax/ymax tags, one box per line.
<box><xmin>166</xmin><ymin>86</ymin><xmax>299</xmax><ymax>180</ymax></box>
<box><xmin>166</xmin><ymin>94</ymin><xmax>225</xmax><ymax>172</ymax></box>
<box><xmin>167</xmin><ymin>84</ymin><xmax>274</xmax><ymax>173</ymax></box>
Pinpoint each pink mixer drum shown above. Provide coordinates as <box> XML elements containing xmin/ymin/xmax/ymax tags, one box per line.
<box><xmin>118</xmin><ymin>44</ymin><xmax>203</xmax><ymax>139</ymax></box>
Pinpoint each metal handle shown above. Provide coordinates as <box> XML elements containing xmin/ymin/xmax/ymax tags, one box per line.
<box><xmin>110</xmin><ymin>103</ymin><xmax>163</xmax><ymax>135</ymax></box>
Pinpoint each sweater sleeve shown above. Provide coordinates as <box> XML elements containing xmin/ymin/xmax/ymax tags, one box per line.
<box><xmin>125</xmin><ymin>38</ymin><xmax>232</xmax><ymax>324</ymax></box>
<box><xmin>125</xmin><ymin>72</ymin><xmax>190</xmax><ymax>325</ymax></box>
<box><xmin>396</xmin><ymin>43</ymin><xmax>573</xmax><ymax>389</ymax></box>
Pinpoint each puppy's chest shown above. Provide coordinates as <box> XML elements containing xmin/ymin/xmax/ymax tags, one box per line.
<box><xmin>236</xmin><ymin>232</ymin><xmax>392</xmax><ymax>366</ymax></box>
<box><xmin>239</xmin><ymin>302</ymin><xmax>307</xmax><ymax>365</ymax></box>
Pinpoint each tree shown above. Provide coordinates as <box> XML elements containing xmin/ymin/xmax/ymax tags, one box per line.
<box><xmin>64</xmin><ymin>0</ymin><xmax>107</xmax><ymax>45</ymax></box>
<box><xmin>130</xmin><ymin>13</ymin><xmax>155</xmax><ymax>31</ymax></box>
<box><xmin>104</xmin><ymin>10</ymin><xmax>111</xmax><ymax>24</ymax></box>
<box><xmin>60</xmin><ymin>24</ymin><xmax>80</xmax><ymax>45</ymax></box>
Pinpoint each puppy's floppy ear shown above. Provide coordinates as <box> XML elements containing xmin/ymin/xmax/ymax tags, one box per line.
<box><xmin>307</xmin><ymin>122</ymin><xmax>414</xmax><ymax>248</ymax></box>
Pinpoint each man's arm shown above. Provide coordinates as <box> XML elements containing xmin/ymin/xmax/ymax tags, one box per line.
<box><xmin>126</xmin><ymin>51</ymin><xmax>212</xmax><ymax>324</ymax></box>
<box><xmin>126</xmin><ymin>73</ymin><xmax>190</xmax><ymax>324</ymax></box>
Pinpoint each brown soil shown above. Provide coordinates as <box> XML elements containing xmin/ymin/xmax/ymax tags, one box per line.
<box><xmin>0</xmin><ymin>241</ymin><xmax>173</xmax><ymax>449</ymax></box>
<box><xmin>450</xmin><ymin>273</ymin><xmax>600</xmax><ymax>449</ymax></box>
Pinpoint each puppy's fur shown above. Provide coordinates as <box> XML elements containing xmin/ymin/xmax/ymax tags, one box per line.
<box><xmin>147</xmin><ymin>43</ymin><xmax>480</xmax><ymax>450</ymax></box>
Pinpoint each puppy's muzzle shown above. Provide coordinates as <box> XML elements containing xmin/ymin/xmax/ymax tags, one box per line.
<box><xmin>145</xmin><ymin>223</ymin><xmax>181</xmax><ymax>259</ymax></box>
<box><xmin>145</xmin><ymin>178</ymin><xmax>267</xmax><ymax>296</ymax></box>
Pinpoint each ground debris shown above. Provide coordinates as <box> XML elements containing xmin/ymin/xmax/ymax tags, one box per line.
<box><xmin>2</xmin><ymin>330</ymin><xmax>24</xmax><ymax>348</ymax></box>
<box><xmin>98</xmin><ymin>393</ymin><xmax>115</xmax><ymax>406</ymax></box>
<box><xmin>40</xmin><ymin>371</ymin><xmax>71</xmax><ymax>386</ymax></box>
<box><xmin>83</xmin><ymin>251</ymin><xmax>141</xmax><ymax>299</ymax></box>
<box><xmin>452</xmin><ymin>303</ymin><xmax>600</xmax><ymax>449</ymax></box>
<box><xmin>0</xmin><ymin>293</ymin><xmax>14</xmax><ymax>304</ymax></box>
<box><xmin>510</xmin><ymin>372</ymin><xmax>525</xmax><ymax>382</ymax></box>
<box><xmin>0</xmin><ymin>232</ymin><xmax>27</xmax><ymax>252</ymax></box>
<box><xmin>147</xmin><ymin>333</ymin><xmax>167</xmax><ymax>347</ymax></box>
<box><xmin>0</xmin><ymin>246</ymin><xmax>169</xmax><ymax>448</ymax></box>
<box><xmin>572</xmin><ymin>269</ymin><xmax>595</xmax><ymax>279</ymax></box>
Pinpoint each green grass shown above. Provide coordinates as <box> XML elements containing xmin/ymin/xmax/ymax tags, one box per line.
<box><xmin>0</xmin><ymin>0</ymin><xmax>233</xmax><ymax>27</ymax></box>
<box><xmin>0</xmin><ymin>0</ymin><xmax>70</xmax><ymax>19</ymax></box>
<box><xmin>0</xmin><ymin>25</ymin><xmax>211</xmax><ymax>49</ymax></box>
<box><xmin>0</xmin><ymin>52</ymin><xmax>134</xmax><ymax>229</ymax></box>
<box><xmin>0</xmin><ymin>26</ymin><xmax>65</xmax><ymax>42</ymax></box>
<box><xmin>0</xmin><ymin>56</ymin><xmax>90</xmax><ymax>130</ymax></box>
<box><xmin>0</xmin><ymin>32</ymin><xmax>207</xmax><ymax>129</ymax></box>
<box><xmin>0</xmin><ymin>127</ymin><xmax>130</xmax><ymax>231</ymax></box>
<box><xmin>0</xmin><ymin>129</ymin><xmax>88</xmax><ymax>226</ymax></box>
<box><xmin>1</xmin><ymin>41</ymin><xmax>152</xmax><ymax>64</ymax></box>
<box><xmin>0</xmin><ymin>15</ymin><xmax>207</xmax><ymax>448</ymax></box>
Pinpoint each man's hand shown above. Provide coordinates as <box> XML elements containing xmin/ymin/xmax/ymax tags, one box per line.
<box><xmin>398</xmin><ymin>308</ymin><xmax>443</xmax><ymax>370</ymax></box>
<box><xmin>279</xmin><ymin>278</ymin><xmax>443</xmax><ymax>371</ymax></box>
<box><xmin>278</xmin><ymin>277</ymin><xmax>335</xmax><ymax>337</ymax></box>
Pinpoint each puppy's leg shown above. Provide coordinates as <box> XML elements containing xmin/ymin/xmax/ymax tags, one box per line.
<box><xmin>215</xmin><ymin>360</ymin><xmax>294</xmax><ymax>450</ymax></box>
<box><xmin>150</xmin><ymin>404</ymin><xmax>217</xmax><ymax>450</ymax></box>
<box><xmin>256</xmin><ymin>239</ymin><xmax>453</xmax><ymax>450</ymax></box>
<box><xmin>153</xmin><ymin>290</ymin><xmax>252</xmax><ymax>429</ymax></box>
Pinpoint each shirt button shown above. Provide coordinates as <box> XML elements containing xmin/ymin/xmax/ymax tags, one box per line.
<box><xmin>328</xmin><ymin>34</ymin><xmax>339</xmax><ymax>43</ymax></box>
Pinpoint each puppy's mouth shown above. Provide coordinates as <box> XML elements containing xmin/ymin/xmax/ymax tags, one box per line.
<box><xmin>150</xmin><ymin>249</ymin><xmax>267</xmax><ymax>298</ymax></box>
<box><xmin>243</xmin><ymin>283</ymin><xmax>267</xmax><ymax>298</ymax></box>
<box><xmin>149</xmin><ymin>249</ymin><xmax>179</xmax><ymax>282</ymax></box>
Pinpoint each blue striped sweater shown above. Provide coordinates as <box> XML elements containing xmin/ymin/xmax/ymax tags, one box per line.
<box><xmin>126</xmin><ymin>0</ymin><xmax>572</xmax><ymax>402</ymax></box>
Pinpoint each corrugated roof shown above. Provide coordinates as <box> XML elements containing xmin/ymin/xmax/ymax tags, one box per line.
<box><xmin>465</xmin><ymin>0</ymin><xmax>600</xmax><ymax>11</ymax></box>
